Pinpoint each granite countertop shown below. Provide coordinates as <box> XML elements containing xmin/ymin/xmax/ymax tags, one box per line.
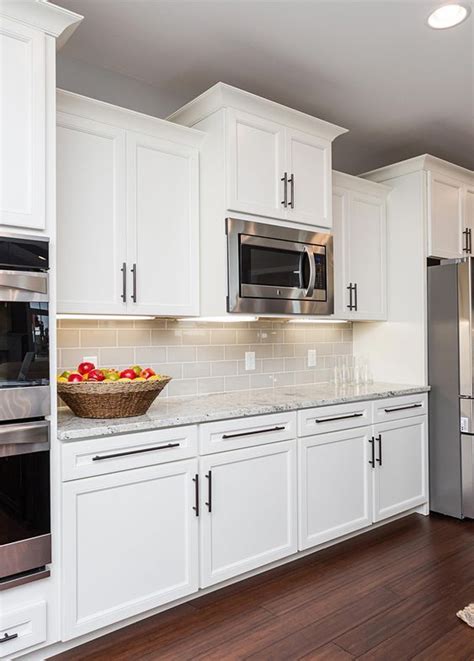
<box><xmin>57</xmin><ymin>382</ymin><xmax>430</xmax><ymax>441</ymax></box>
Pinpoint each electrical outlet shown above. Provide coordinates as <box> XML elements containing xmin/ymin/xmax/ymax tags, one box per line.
<box><xmin>307</xmin><ymin>349</ymin><xmax>317</xmax><ymax>368</ymax></box>
<box><xmin>83</xmin><ymin>355</ymin><xmax>98</xmax><ymax>366</ymax></box>
<box><xmin>245</xmin><ymin>351</ymin><xmax>256</xmax><ymax>371</ymax></box>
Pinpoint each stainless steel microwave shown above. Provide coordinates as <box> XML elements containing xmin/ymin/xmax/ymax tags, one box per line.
<box><xmin>226</xmin><ymin>218</ymin><xmax>333</xmax><ymax>315</ymax></box>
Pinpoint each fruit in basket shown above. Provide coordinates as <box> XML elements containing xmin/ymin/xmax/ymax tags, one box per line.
<box><xmin>88</xmin><ymin>369</ymin><xmax>106</xmax><ymax>382</ymax></box>
<box><xmin>119</xmin><ymin>368</ymin><xmax>137</xmax><ymax>380</ymax></box>
<box><xmin>78</xmin><ymin>361</ymin><xmax>95</xmax><ymax>376</ymax></box>
<box><xmin>134</xmin><ymin>377</ymin><xmax>146</xmax><ymax>382</ymax></box>
<box><xmin>118</xmin><ymin>377</ymin><xmax>132</xmax><ymax>382</ymax></box>
<box><xmin>131</xmin><ymin>365</ymin><xmax>143</xmax><ymax>377</ymax></box>
<box><xmin>59</xmin><ymin>370</ymin><xmax>72</xmax><ymax>379</ymax></box>
<box><xmin>57</xmin><ymin>376</ymin><xmax>68</xmax><ymax>383</ymax></box>
<box><xmin>68</xmin><ymin>373</ymin><xmax>83</xmax><ymax>383</ymax></box>
<box><xmin>147</xmin><ymin>374</ymin><xmax>161</xmax><ymax>381</ymax></box>
<box><xmin>140</xmin><ymin>367</ymin><xmax>156</xmax><ymax>379</ymax></box>
<box><xmin>104</xmin><ymin>372</ymin><xmax>120</xmax><ymax>382</ymax></box>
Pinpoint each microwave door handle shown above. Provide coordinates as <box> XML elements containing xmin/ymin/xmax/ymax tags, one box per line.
<box><xmin>302</xmin><ymin>247</ymin><xmax>316</xmax><ymax>297</ymax></box>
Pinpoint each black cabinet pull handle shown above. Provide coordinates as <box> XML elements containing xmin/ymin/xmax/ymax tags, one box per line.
<box><xmin>120</xmin><ymin>262</ymin><xmax>127</xmax><ymax>302</ymax></box>
<box><xmin>376</xmin><ymin>434</ymin><xmax>382</xmax><ymax>466</ymax></box>
<box><xmin>347</xmin><ymin>283</ymin><xmax>355</xmax><ymax>310</ymax></box>
<box><xmin>205</xmin><ymin>470</ymin><xmax>212</xmax><ymax>512</ymax></box>
<box><xmin>353</xmin><ymin>282</ymin><xmax>358</xmax><ymax>311</ymax></box>
<box><xmin>369</xmin><ymin>437</ymin><xmax>375</xmax><ymax>467</ymax></box>
<box><xmin>281</xmin><ymin>172</ymin><xmax>288</xmax><ymax>207</ymax></box>
<box><xmin>192</xmin><ymin>473</ymin><xmax>199</xmax><ymax>517</ymax></box>
<box><xmin>222</xmin><ymin>425</ymin><xmax>285</xmax><ymax>440</ymax></box>
<box><xmin>0</xmin><ymin>632</ymin><xmax>18</xmax><ymax>644</ymax></box>
<box><xmin>131</xmin><ymin>263</ymin><xmax>137</xmax><ymax>302</ymax></box>
<box><xmin>92</xmin><ymin>442</ymin><xmax>180</xmax><ymax>461</ymax></box>
<box><xmin>463</xmin><ymin>228</ymin><xmax>469</xmax><ymax>252</ymax></box>
<box><xmin>315</xmin><ymin>412</ymin><xmax>364</xmax><ymax>424</ymax></box>
<box><xmin>469</xmin><ymin>228</ymin><xmax>472</xmax><ymax>254</ymax></box>
<box><xmin>384</xmin><ymin>403</ymin><xmax>422</xmax><ymax>413</ymax></box>
<box><xmin>288</xmin><ymin>173</ymin><xmax>294</xmax><ymax>209</ymax></box>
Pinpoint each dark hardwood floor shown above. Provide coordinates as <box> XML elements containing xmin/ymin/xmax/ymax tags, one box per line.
<box><xmin>52</xmin><ymin>514</ymin><xmax>474</xmax><ymax>660</ymax></box>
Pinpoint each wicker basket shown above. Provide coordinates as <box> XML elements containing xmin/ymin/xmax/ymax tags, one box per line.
<box><xmin>58</xmin><ymin>377</ymin><xmax>171</xmax><ymax>419</ymax></box>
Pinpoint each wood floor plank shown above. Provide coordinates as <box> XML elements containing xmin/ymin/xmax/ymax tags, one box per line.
<box><xmin>411</xmin><ymin>623</ymin><xmax>474</xmax><ymax>661</ymax></box>
<box><xmin>299</xmin><ymin>642</ymin><xmax>354</xmax><ymax>660</ymax></box>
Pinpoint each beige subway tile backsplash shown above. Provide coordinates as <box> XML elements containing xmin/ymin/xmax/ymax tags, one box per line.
<box><xmin>57</xmin><ymin>319</ymin><xmax>353</xmax><ymax>400</ymax></box>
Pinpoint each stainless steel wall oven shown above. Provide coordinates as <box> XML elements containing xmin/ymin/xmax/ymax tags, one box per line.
<box><xmin>226</xmin><ymin>218</ymin><xmax>333</xmax><ymax>315</ymax></box>
<box><xmin>0</xmin><ymin>235</ymin><xmax>51</xmax><ymax>589</ymax></box>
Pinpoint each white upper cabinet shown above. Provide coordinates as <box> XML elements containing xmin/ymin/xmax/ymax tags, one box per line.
<box><xmin>127</xmin><ymin>131</ymin><xmax>199</xmax><ymax>316</ymax></box>
<box><xmin>56</xmin><ymin>91</ymin><xmax>204</xmax><ymax>316</ymax></box>
<box><xmin>57</xmin><ymin>114</ymin><xmax>127</xmax><ymax>314</ymax></box>
<box><xmin>286</xmin><ymin>128</ymin><xmax>331</xmax><ymax>227</ymax></box>
<box><xmin>427</xmin><ymin>171</ymin><xmax>464</xmax><ymax>259</ymax></box>
<box><xmin>0</xmin><ymin>4</ymin><xmax>81</xmax><ymax>233</ymax></box>
<box><xmin>333</xmin><ymin>172</ymin><xmax>389</xmax><ymax>321</ymax></box>
<box><xmin>169</xmin><ymin>82</ymin><xmax>347</xmax><ymax>230</ymax></box>
<box><xmin>0</xmin><ymin>19</ymin><xmax>45</xmax><ymax>230</ymax></box>
<box><xmin>227</xmin><ymin>109</ymin><xmax>286</xmax><ymax>220</ymax></box>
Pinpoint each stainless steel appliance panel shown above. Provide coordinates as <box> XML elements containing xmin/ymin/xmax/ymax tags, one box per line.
<box><xmin>458</xmin><ymin>259</ymin><xmax>473</xmax><ymax>397</ymax></box>
<box><xmin>428</xmin><ymin>262</ymin><xmax>463</xmax><ymax>518</ymax></box>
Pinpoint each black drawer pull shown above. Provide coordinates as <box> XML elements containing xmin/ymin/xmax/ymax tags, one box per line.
<box><xmin>205</xmin><ymin>470</ymin><xmax>212</xmax><ymax>513</ymax></box>
<box><xmin>222</xmin><ymin>425</ymin><xmax>285</xmax><ymax>440</ymax></box>
<box><xmin>315</xmin><ymin>412</ymin><xmax>364</xmax><ymax>424</ymax></box>
<box><xmin>384</xmin><ymin>403</ymin><xmax>422</xmax><ymax>413</ymax></box>
<box><xmin>369</xmin><ymin>437</ymin><xmax>375</xmax><ymax>467</ymax></box>
<box><xmin>376</xmin><ymin>434</ymin><xmax>382</xmax><ymax>466</ymax></box>
<box><xmin>0</xmin><ymin>632</ymin><xmax>18</xmax><ymax>644</ymax></box>
<box><xmin>92</xmin><ymin>442</ymin><xmax>180</xmax><ymax>461</ymax></box>
<box><xmin>192</xmin><ymin>474</ymin><xmax>199</xmax><ymax>517</ymax></box>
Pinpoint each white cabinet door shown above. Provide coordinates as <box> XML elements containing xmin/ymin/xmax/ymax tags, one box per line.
<box><xmin>343</xmin><ymin>191</ymin><xmax>387</xmax><ymax>320</ymax></box>
<box><xmin>463</xmin><ymin>185</ymin><xmax>474</xmax><ymax>255</ymax></box>
<box><xmin>57</xmin><ymin>114</ymin><xmax>127</xmax><ymax>314</ymax></box>
<box><xmin>298</xmin><ymin>428</ymin><xmax>373</xmax><ymax>550</ymax></box>
<box><xmin>127</xmin><ymin>131</ymin><xmax>199</xmax><ymax>316</ymax></box>
<box><xmin>226</xmin><ymin>109</ymin><xmax>286</xmax><ymax>220</ymax></box>
<box><xmin>0</xmin><ymin>18</ymin><xmax>45</xmax><ymax>230</ymax></box>
<box><xmin>286</xmin><ymin>128</ymin><xmax>331</xmax><ymax>228</ymax></box>
<box><xmin>334</xmin><ymin>186</ymin><xmax>387</xmax><ymax>320</ymax></box>
<box><xmin>62</xmin><ymin>459</ymin><xmax>199</xmax><ymax>640</ymax></box>
<box><xmin>427</xmin><ymin>171</ymin><xmax>464</xmax><ymax>259</ymax></box>
<box><xmin>372</xmin><ymin>416</ymin><xmax>428</xmax><ymax>522</ymax></box>
<box><xmin>200</xmin><ymin>441</ymin><xmax>297</xmax><ymax>587</ymax></box>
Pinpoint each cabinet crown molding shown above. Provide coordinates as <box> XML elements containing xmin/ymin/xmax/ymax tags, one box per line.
<box><xmin>333</xmin><ymin>170</ymin><xmax>391</xmax><ymax>196</ymax></box>
<box><xmin>0</xmin><ymin>0</ymin><xmax>83</xmax><ymax>48</ymax></box>
<box><xmin>362</xmin><ymin>154</ymin><xmax>474</xmax><ymax>186</ymax></box>
<box><xmin>57</xmin><ymin>89</ymin><xmax>205</xmax><ymax>149</ymax></box>
<box><xmin>167</xmin><ymin>82</ymin><xmax>348</xmax><ymax>142</ymax></box>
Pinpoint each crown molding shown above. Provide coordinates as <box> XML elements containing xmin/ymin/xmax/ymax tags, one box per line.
<box><xmin>0</xmin><ymin>0</ymin><xmax>83</xmax><ymax>48</ymax></box>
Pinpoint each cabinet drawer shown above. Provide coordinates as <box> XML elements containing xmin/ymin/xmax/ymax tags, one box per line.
<box><xmin>298</xmin><ymin>401</ymin><xmax>372</xmax><ymax>437</ymax></box>
<box><xmin>62</xmin><ymin>426</ymin><xmax>198</xmax><ymax>481</ymax></box>
<box><xmin>199</xmin><ymin>412</ymin><xmax>296</xmax><ymax>454</ymax></box>
<box><xmin>373</xmin><ymin>394</ymin><xmax>428</xmax><ymax>423</ymax></box>
<box><xmin>0</xmin><ymin>601</ymin><xmax>46</xmax><ymax>658</ymax></box>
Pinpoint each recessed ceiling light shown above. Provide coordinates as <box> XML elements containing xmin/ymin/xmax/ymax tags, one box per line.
<box><xmin>427</xmin><ymin>3</ymin><xmax>470</xmax><ymax>29</ymax></box>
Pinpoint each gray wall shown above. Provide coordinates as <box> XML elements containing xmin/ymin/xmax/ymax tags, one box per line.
<box><xmin>57</xmin><ymin>54</ymin><xmax>181</xmax><ymax>119</ymax></box>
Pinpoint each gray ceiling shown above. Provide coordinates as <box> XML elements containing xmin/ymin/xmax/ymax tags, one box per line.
<box><xmin>56</xmin><ymin>0</ymin><xmax>474</xmax><ymax>174</ymax></box>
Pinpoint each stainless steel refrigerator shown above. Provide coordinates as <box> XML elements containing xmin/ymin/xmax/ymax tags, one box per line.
<box><xmin>428</xmin><ymin>257</ymin><xmax>474</xmax><ymax>518</ymax></box>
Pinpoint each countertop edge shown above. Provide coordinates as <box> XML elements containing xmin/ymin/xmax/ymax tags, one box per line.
<box><xmin>57</xmin><ymin>385</ymin><xmax>430</xmax><ymax>442</ymax></box>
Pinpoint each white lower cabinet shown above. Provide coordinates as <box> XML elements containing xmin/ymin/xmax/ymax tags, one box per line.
<box><xmin>372</xmin><ymin>416</ymin><xmax>428</xmax><ymax>522</ymax></box>
<box><xmin>199</xmin><ymin>441</ymin><xmax>297</xmax><ymax>587</ymax></box>
<box><xmin>298</xmin><ymin>428</ymin><xmax>373</xmax><ymax>550</ymax></box>
<box><xmin>299</xmin><ymin>409</ymin><xmax>428</xmax><ymax>550</ymax></box>
<box><xmin>61</xmin><ymin>459</ymin><xmax>199</xmax><ymax>640</ymax></box>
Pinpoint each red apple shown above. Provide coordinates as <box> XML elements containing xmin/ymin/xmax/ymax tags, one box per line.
<box><xmin>77</xmin><ymin>361</ymin><xmax>95</xmax><ymax>375</ymax></box>
<box><xmin>68</xmin><ymin>373</ymin><xmax>83</xmax><ymax>383</ymax></box>
<box><xmin>140</xmin><ymin>368</ymin><xmax>156</xmax><ymax>379</ymax></box>
<box><xmin>88</xmin><ymin>369</ymin><xmax>105</xmax><ymax>382</ymax></box>
<box><xmin>119</xmin><ymin>368</ymin><xmax>137</xmax><ymax>380</ymax></box>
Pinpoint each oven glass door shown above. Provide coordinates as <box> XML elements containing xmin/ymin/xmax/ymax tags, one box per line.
<box><xmin>0</xmin><ymin>301</ymin><xmax>49</xmax><ymax>388</ymax></box>
<box><xmin>240</xmin><ymin>235</ymin><xmax>327</xmax><ymax>301</ymax></box>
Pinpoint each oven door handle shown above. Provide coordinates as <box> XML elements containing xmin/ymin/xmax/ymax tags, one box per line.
<box><xmin>0</xmin><ymin>420</ymin><xmax>50</xmax><ymax>457</ymax></box>
<box><xmin>0</xmin><ymin>270</ymin><xmax>48</xmax><ymax>295</ymax></box>
<box><xmin>302</xmin><ymin>246</ymin><xmax>316</xmax><ymax>298</ymax></box>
